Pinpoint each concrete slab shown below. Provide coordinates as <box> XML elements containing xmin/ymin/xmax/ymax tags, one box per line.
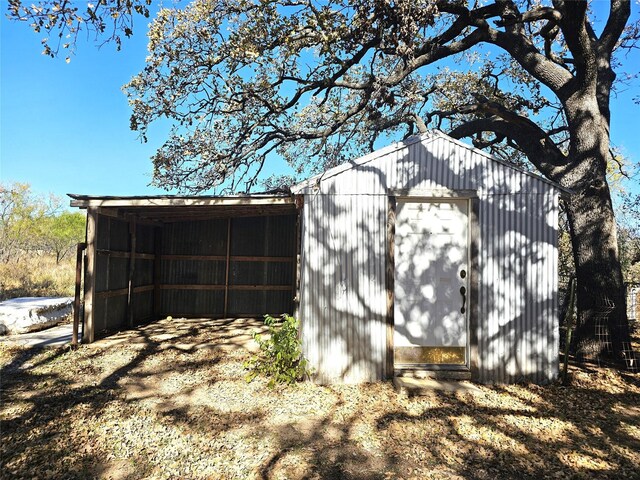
<box><xmin>0</xmin><ymin>323</ymin><xmax>73</xmax><ymax>348</ymax></box>
<box><xmin>0</xmin><ymin>296</ymin><xmax>73</xmax><ymax>335</ymax></box>
<box><xmin>393</xmin><ymin>375</ymin><xmax>482</xmax><ymax>395</ymax></box>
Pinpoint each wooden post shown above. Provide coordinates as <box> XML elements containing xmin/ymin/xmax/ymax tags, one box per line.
<box><xmin>153</xmin><ymin>226</ymin><xmax>162</xmax><ymax>320</ymax></box>
<box><xmin>126</xmin><ymin>217</ymin><xmax>137</xmax><ymax>327</ymax></box>
<box><xmin>223</xmin><ymin>217</ymin><xmax>231</xmax><ymax>317</ymax></box>
<box><xmin>83</xmin><ymin>207</ymin><xmax>99</xmax><ymax>344</ymax></box>
<box><xmin>468</xmin><ymin>196</ymin><xmax>481</xmax><ymax>379</ymax></box>
<box><xmin>71</xmin><ymin>242</ymin><xmax>87</xmax><ymax>348</ymax></box>
<box><xmin>562</xmin><ymin>276</ymin><xmax>577</xmax><ymax>385</ymax></box>
<box><xmin>385</xmin><ymin>196</ymin><xmax>396</xmax><ymax>379</ymax></box>
<box><xmin>293</xmin><ymin>196</ymin><xmax>303</xmax><ymax>319</ymax></box>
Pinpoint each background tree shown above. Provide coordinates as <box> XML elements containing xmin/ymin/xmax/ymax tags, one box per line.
<box><xmin>0</xmin><ymin>183</ymin><xmax>84</xmax><ymax>263</ymax></box>
<box><xmin>0</xmin><ymin>182</ymin><xmax>54</xmax><ymax>262</ymax></box>
<box><xmin>9</xmin><ymin>0</ymin><xmax>639</xmax><ymax>368</ymax></box>
<box><xmin>38</xmin><ymin>211</ymin><xmax>86</xmax><ymax>264</ymax></box>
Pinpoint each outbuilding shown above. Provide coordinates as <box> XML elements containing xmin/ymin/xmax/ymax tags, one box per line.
<box><xmin>72</xmin><ymin>130</ymin><xmax>565</xmax><ymax>385</ymax></box>
<box><xmin>293</xmin><ymin>131</ymin><xmax>565</xmax><ymax>384</ymax></box>
<box><xmin>69</xmin><ymin>195</ymin><xmax>300</xmax><ymax>343</ymax></box>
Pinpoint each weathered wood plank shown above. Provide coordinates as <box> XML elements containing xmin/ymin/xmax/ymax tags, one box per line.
<box><xmin>83</xmin><ymin>208</ymin><xmax>98</xmax><ymax>343</ymax></box>
<box><xmin>385</xmin><ymin>196</ymin><xmax>396</xmax><ymax>378</ymax></box>
<box><xmin>97</xmin><ymin>249</ymin><xmax>155</xmax><ymax>260</ymax></box>
<box><xmin>158</xmin><ymin>284</ymin><xmax>293</xmax><ymax>291</ymax></box>
<box><xmin>72</xmin><ymin>242</ymin><xmax>86</xmax><ymax>347</ymax></box>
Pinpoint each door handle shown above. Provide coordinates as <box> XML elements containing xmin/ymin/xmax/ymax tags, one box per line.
<box><xmin>460</xmin><ymin>286</ymin><xmax>466</xmax><ymax>314</ymax></box>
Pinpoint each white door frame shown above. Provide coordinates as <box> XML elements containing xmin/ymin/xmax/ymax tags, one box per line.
<box><xmin>385</xmin><ymin>189</ymin><xmax>480</xmax><ymax>376</ymax></box>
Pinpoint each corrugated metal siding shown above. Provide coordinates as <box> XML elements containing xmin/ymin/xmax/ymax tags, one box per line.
<box><xmin>298</xmin><ymin>132</ymin><xmax>560</xmax><ymax>384</ymax></box>
<box><xmin>477</xmin><ymin>192</ymin><xmax>558</xmax><ymax>383</ymax></box>
<box><xmin>93</xmin><ymin>216</ymin><xmax>157</xmax><ymax>331</ymax></box>
<box><xmin>300</xmin><ymin>194</ymin><xmax>387</xmax><ymax>383</ymax></box>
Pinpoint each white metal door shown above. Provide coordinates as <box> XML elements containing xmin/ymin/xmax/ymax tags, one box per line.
<box><xmin>394</xmin><ymin>199</ymin><xmax>469</xmax><ymax>366</ymax></box>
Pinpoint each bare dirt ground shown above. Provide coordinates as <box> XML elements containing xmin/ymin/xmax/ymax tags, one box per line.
<box><xmin>1</xmin><ymin>318</ymin><xmax>639</xmax><ymax>480</ymax></box>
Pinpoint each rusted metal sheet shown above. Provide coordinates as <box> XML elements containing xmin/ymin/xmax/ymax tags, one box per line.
<box><xmin>160</xmin><ymin>215</ymin><xmax>297</xmax><ymax>318</ymax></box>
<box><xmin>296</xmin><ymin>131</ymin><xmax>560</xmax><ymax>384</ymax></box>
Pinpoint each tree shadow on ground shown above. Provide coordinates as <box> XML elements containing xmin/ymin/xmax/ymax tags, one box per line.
<box><xmin>0</xmin><ymin>319</ymin><xmax>264</xmax><ymax>479</ymax></box>
<box><xmin>2</xmin><ymin>325</ymin><xmax>638</xmax><ymax>480</ymax></box>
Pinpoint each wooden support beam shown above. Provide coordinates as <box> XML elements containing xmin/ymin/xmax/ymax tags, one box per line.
<box><xmin>161</xmin><ymin>284</ymin><xmax>226</xmax><ymax>291</ymax></box>
<box><xmin>83</xmin><ymin>207</ymin><xmax>99</xmax><ymax>343</ymax></box>
<box><xmin>158</xmin><ymin>284</ymin><xmax>293</xmax><ymax>291</ymax></box>
<box><xmin>95</xmin><ymin>285</ymin><xmax>155</xmax><ymax>299</ymax></box>
<box><xmin>153</xmin><ymin>226</ymin><xmax>162</xmax><ymax>320</ymax></box>
<box><xmin>97</xmin><ymin>249</ymin><xmax>154</xmax><ymax>260</ymax></box>
<box><xmin>159</xmin><ymin>254</ymin><xmax>292</xmax><ymax>262</ymax></box>
<box><xmin>232</xmin><ymin>255</ymin><xmax>293</xmax><ymax>262</ymax></box>
<box><xmin>70</xmin><ymin>196</ymin><xmax>296</xmax><ymax>208</ymax></box>
<box><xmin>72</xmin><ymin>242</ymin><xmax>87</xmax><ymax>348</ymax></box>
<box><xmin>223</xmin><ymin>217</ymin><xmax>231</xmax><ymax>317</ymax></box>
<box><xmin>385</xmin><ymin>196</ymin><xmax>396</xmax><ymax>379</ymax></box>
<box><xmin>229</xmin><ymin>285</ymin><xmax>293</xmax><ymax>291</ymax></box>
<box><xmin>96</xmin><ymin>288</ymin><xmax>129</xmax><ymax>299</ymax></box>
<box><xmin>126</xmin><ymin>218</ymin><xmax>137</xmax><ymax>327</ymax></box>
<box><xmin>161</xmin><ymin>254</ymin><xmax>226</xmax><ymax>261</ymax></box>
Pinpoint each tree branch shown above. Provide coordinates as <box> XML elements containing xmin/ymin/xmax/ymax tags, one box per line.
<box><xmin>447</xmin><ymin>96</ymin><xmax>568</xmax><ymax>180</ymax></box>
<box><xmin>600</xmin><ymin>0</ymin><xmax>631</xmax><ymax>54</ymax></box>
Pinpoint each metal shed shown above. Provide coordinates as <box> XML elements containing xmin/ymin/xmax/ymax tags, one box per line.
<box><xmin>293</xmin><ymin>131</ymin><xmax>566</xmax><ymax>384</ymax></box>
<box><xmin>70</xmin><ymin>195</ymin><xmax>299</xmax><ymax>343</ymax></box>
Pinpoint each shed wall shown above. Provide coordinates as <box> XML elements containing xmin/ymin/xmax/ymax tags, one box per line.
<box><xmin>90</xmin><ymin>215</ymin><xmax>156</xmax><ymax>336</ymax></box>
<box><xmin>298</xmin><ymin>133</ymin><xmax>559</xmax><ymax>384</ymax></box>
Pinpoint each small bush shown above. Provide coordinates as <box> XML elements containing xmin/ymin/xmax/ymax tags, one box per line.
<box><xmin>245</xmin><ymin>314</ymin><xmax>311</xmax><ymax>387</ymax></box>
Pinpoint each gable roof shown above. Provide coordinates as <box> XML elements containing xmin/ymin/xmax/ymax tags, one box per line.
<box><xmin>292</xmin><ymin>130</ymin><xmax>570</xmax><ymax>195</ymax></box>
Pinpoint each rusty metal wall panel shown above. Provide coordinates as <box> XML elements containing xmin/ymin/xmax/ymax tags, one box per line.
<box><xmin>227</xmin><ymin>215</ymin><xmax>296</xmax><ymax>315</ymax></box>
<box><xmin>299</xmin><ymin>193</ymin><xmax>387</xmax><ymax>384</ymax></box>
<box><xmin>133</xmin><ymin>258</ymin><xmax>154</xmax><ymax>287</ymax></box>
<box><xmin>161</xmin><ymin>215</ymin><xmax>296</xmax><ymax>317</ymax></box>
<box><xmin>161</xmin><ymin>289</ymin><xmax>224</xmax><ymax>316</ymax></box>
<box><xmin>162</xmin><ymin>219</ymin><xmax>227</xmax><ymax>255</ymax></box>
<box><xmin>227</xmin><ymin>290</ymin><xmax>292</xmax><ymax>316</ymax></box>
<box><xmin>160</xmin><ymin>219</ymin><xmax>227</xmax><ymax>316</ymax></box>
<box><xmin>132</xmin><ymin>291</ymin><xmax>154</xmax><ymax>323</ymax></box>
<box><xmin>137</xmin><ymin>224</ymin><xmax>155</xmax><ymax>254</ymax></box>
<box><xmin>161</xmin><ymin>259</ymin><xmax>226</xmax><ymax>285</ymax></box>
<box><xmin>93</xmin><ymin>214</ymin><xmax>131</xmax><ymax>333</ymax></box>
<box><xmin>94</xmin><ymin>295</ymin><xmax>127</xmax><ymax>332</ymax></box>
<box><xmin>230</xmin><ymin>215</ymin><xmax>296</xmax><ymax>256</ymax></box>
<box><xmin>298</xmin><ymin>132</ymin><xmax>560</xmax><ymax>384</ymax></box>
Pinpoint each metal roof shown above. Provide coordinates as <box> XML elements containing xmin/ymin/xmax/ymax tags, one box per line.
<box><xmin>68</xmin><ymin>194</ymin><xmax>297</xmax><ymax>222</ymax></box>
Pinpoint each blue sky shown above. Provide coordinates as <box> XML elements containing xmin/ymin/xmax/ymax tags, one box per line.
<box><xmin>1</xmin><ymin>2</ymin><xmax>639</xmax><ymax>206</ymax></box>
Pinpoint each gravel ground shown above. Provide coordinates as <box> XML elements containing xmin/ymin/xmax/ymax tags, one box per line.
<box><xmin>1</xmin><ymin>319</ymin><xmax>639</xmax><ymax>480</ymax></box>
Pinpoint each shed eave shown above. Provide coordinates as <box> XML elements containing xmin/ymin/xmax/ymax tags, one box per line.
<box><xmin>67</xmin><ymin>194</ymin><xmax>295</xmax><ymax>209</ymax></box>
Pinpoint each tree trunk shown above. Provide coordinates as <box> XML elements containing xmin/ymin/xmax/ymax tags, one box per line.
<box><xmin>565</xmin><ymin>180</ymin><xmax>635</xmax><ymax>367</ymax></box>
<box><xmin>561</xmin><ymin>98</ymin><xmax>636</xmax><ymax>370</ymax></box>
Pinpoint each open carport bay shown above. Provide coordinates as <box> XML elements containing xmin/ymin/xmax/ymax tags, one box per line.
<box><xmin>70</xmin><ymin>195</ymin><xmax>299</xmax><ymax>343</ymax></box>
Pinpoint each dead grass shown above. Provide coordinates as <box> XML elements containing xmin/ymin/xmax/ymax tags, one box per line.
<box><xmin>0</xmin><ymin>255</ymin><xmax>75</xmax><ymax>301</ymax></box>
<box><xmin>1</xmin><ymin>322</ymin><xmax>639</xmax><ymax>480</ymax></box>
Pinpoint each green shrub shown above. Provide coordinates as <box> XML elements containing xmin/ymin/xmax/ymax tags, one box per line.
<box><xmin>245</xmin><ymin>314</ymin><xmax>311</xmax><ymax>387</ymax></box>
